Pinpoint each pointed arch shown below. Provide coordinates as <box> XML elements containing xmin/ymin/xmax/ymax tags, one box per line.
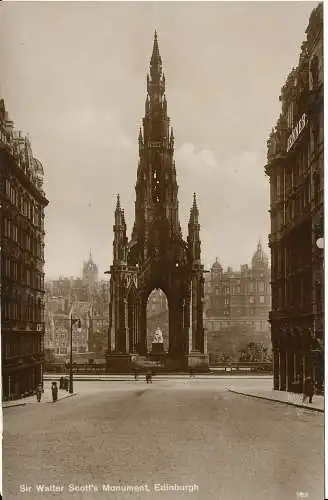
<box><xmin>146</xmin><ymin>288</ymin><xmax>168</xmax><ymax>353</ymax></box>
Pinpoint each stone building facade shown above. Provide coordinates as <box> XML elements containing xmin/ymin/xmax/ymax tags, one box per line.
<box><xmin>204</xmin><ymin>242</ymin><xmax>271</xmax><ymax>358</ymax></box>
<box><xmin>44</xmin><ymin>257</ymin><xmax>109</xmax><ymax>358</ymax></box>
<box><xmin>1</xmin><ymin>99</ymin><xmax>48</xmax><ymax>399</ymax></box>
<box><xmin>265</xmin><ymin>3</ymin><xmax>324</xmax><ymax>391</ymax></box>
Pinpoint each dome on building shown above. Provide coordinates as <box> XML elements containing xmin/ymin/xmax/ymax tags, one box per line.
<box><xmin>251</xmin><ymin>241</ymin><xmax>269</xmax><ymax>269</ymax></box>
<box><xmin>211</xmin><ymin>257</ymin><xmax>222</xmax><ymax>272</ymax></box>
<box><xmin>33</xmin><ymin>158</ymin><xmax>44</xmax><ymax>188</ymax></box>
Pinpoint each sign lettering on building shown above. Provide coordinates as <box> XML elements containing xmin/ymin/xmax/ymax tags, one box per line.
<box><xmin>287</xmin><ymin>113</ymin><xmax>307</xmax><ymax>152</ymax></box>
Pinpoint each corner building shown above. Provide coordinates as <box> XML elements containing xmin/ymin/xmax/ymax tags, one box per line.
<box><xmin>205</xmin><ymin>242</ymin><xmax>271</xmax><ymax>348</ymax></box>
<box><xmin>107</xmin><ymin>33</ymin><xmax>207</xmax><ymax>371</ymax></box>
<box><xmin>1</xmin><ymin>99</ymin><xmax>48</xmax><ymax>399</ymax></box>
<box><xmin>265</xmin><ymin>3</ymin><xmax>323</xmax><ymax>391</ymax></box>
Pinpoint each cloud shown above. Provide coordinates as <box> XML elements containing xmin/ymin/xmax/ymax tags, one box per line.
<box><xmin>175</xmin><ymin>143</ymin><xmax>270</xmax><ymax>270</ymax></box>
<box><xmin>1</xmin><ymin>1</ymin><xmax>312</xmax><ymax>278</ymax></box>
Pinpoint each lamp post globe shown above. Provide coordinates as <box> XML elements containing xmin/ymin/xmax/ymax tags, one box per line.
<box><xmin>316</xmin><ymin>237</ymin><xmax>324</xmax><ymax>249</ymax></box>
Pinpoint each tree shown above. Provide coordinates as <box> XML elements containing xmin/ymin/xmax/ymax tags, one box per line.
<box><xmin>239</xmin><ymin>342</ymin><xmax>271</xmax><ymax>362</ymax></box>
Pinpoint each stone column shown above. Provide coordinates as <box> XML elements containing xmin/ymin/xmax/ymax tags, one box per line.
<box><xmin>124</xmin><ymin>299</ymin><xmax>129</xmax><ymax>353</ymax></box>
<box><xmin>293</xmin><ymin>352</ymin><xmax>297</xmax><ymax>380</ymax></box>
<box><xmin>279</xmin><ymin>350</ymin><xmax>287</xmax><ymax>390</ymax></box>
<box><xmin>139</xmin><ymin>304</ymin><xmax>147</xmax><ymax>356</ymax></box>
<box><xmin>273</xmin><ymin>349</ymin><xmax>279</xmax><ymax>390</ymax></box>
<box><xmin>286</xmin><ymin>350</ymin><xmax>294</xmax><ymax>391</ymax></box>
<box><xmin>188</xmin><ymin>285</ymin><xmax>192</xmax><ymax>354</ymax></box>
<box><xmin>191</xmin><ymin>275</ymin><xmax>197</xmax><ymax>351</ymax></box>
<box><xmin>133</xmin><ymin>302</ymin><xmax>138</xmax><ymax>353</ymax></box>
<box><xmin>186</xmin><ymin>273</ymin><xmax>209</xmax><ymax>371</ymax></box>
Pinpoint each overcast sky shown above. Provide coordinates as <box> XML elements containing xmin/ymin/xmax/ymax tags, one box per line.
<box><xmin>0</xmin><ymin>1</ymin><xmax>316</xmax><ymax>279</ymax></box>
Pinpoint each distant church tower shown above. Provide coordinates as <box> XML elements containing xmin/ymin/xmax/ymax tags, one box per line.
<box><xmin>107</xmin><ymin>32</ymin><xmax>207</xmax><ymax>371</ymax></box>
<box><xmin>82</xmin><ymin>252</ymin><xmax>98</xmax><ymax>287</ymax></box>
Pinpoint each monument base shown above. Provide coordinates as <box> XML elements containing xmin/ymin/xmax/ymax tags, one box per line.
<box><xmin>151</xmin><ymin>343</ymin><xmax>165</xmax><ymax>355</ymax></box>
<box><xmin>105</xmin><ymin>353</ymin><xmax>134</xmax><ymax>373</ymax></box>
<box><xmin>149</xmin><ymin>352</ymin><xmax>167</xmax><ymax>365</ymax></box>
<box><xmin>186</xmin><ymin>351</ymin><xmax>209</xmax><ymax>372</ymax></box>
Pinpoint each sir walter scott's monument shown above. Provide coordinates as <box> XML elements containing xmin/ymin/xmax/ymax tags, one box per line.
<box><xmin>106</xmin><ymin>32</ymin><xmax>208</xmax><ymax>372</ymax></box>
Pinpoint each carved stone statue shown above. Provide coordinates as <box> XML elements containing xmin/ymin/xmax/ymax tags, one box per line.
<box><xmin>152</xmin><ymin>326</ymin><xmax>164</xmax><ymax>344</ymax></box>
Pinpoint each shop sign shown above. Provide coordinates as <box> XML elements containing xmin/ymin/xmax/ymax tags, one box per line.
<box><xmin>287</xmin><ymin>113</ymin><xmax>307</xmax><ymax>152</ymax></box>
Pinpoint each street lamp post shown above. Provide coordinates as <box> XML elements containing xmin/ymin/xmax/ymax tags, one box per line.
<box><xmin>69</xmin><ymin>315</ymin><xmax>82</xmax><ymax>394</ymax></box>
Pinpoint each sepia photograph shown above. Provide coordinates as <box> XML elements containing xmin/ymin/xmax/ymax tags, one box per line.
<box><xmin>0</xmin><ymin>1</ymin><xmax>324</xmax><ymax>499</ymax></box>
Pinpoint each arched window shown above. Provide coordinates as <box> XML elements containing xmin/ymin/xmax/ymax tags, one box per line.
<box><xmin>152</xmin><ymin>154</ymin><xmax>161</xmax><ymax>204</ymax></box>
<box><xmin>37</xmin><ymin>298</ymin><xmax>42</xmax><ymax>322</ymax></box>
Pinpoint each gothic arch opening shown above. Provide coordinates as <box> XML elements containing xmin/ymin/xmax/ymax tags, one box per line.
<box><xmin>146</xmin><ymin>288</ymin><xmax>169</xmax><ymax>353</ymax></box>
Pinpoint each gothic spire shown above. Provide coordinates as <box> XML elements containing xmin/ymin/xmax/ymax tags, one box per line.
<box><xmin>115</xmin><ymin>194</ymin><xmax>121</xmax><ymax>212</ymax></box>
<box><xmin>151</xmin><ymin>31</ymin><xmax>161</xmax><ymax>66</ymax></box>
<box><xmin>193</xmin><ymin>192</ymin><xmax>197</xmax><ymax>210</ymax></box>
<box><xmin>189</xmin><ymin>193</ymin><xmax>199</xmax><ymax>224</ymax></box>
<box><xmin>114</xmin><ymin>194</ymin><xmax>124</xmax><ymax>226</ymax></box>
<box><xmin>150</xmin><ymin>30</ymin><xmax>162</xmax><ymax>81</ymax></box>
<box><xmin>133</xmin><ymin>32</ymin><xmax>181</xmax><ymax>252</ymax></box>
<box><xmin>188</xmin><ymin>193</ymin><xmax>201</xmax><ymax>262</ymax></box>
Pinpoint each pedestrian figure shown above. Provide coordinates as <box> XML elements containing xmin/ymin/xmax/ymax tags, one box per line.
<box><xmin>51</xmin><ymin>382</ymin><xmax>58</xmax><ymax>402</ymax></box>
<box><xmin>133</xmin><ymin>368</ymin><xmax>138</xmax><ymax>381</ymax></box>
<box><xmin>36</xmin><ymin>384</ymin><xmax>42</xmax><ymax>403</ymax></box>
<box><xmin>59</xmin><ymin>377</ymin><xmax>64</xmax><ymax>390</ymax></box>
<box><xmin>146</xmin><ymin>369</ymin><xmax>152</xmax><ymax>384</ymax></box>
<box><xmin>303</xmin><ymin>376</ymin><xmax>314</xmax><ymax>404</ymax></box>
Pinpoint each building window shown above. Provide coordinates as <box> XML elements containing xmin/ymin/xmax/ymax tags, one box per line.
<box><xmin>13</xmin><ymin>224</ymin><xmax>18</xmax><ymax>242</ymax></box>
<box><xmin>5</xmin><ymin>179</ymin><xmax>10</xmax><ymax>197</ymax></box>
<box><xmin>259</xmin><ymin>295</ymin><xmax>265</xmax><ymax>304</ymax></box>
<box><xmin>287</xmin><ymin>102</ymin><xmax>294</xmax><ymax>129</ymax></box>
<box><xmin>249</xmin><ymin>296</ymin><xmax>255</xmax><ymax>304</ymax></box>
<box><xmin>277</xmin><ymin>175</ymin><xmax>281</xmax><ymax>197</ymax></box>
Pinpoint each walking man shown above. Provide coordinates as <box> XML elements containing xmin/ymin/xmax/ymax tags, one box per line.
<box><xmin>36</xmin><ymin>384</ymin><xmax>42</xmax><ymax>403</ymax></box>
<box><xmin>51</xmin><ymin>381</ymin><xmax>58</xmax><ymax>402</ymax></box>
<box><xmin>303</xmin><ymin>376</ymin><xmax>314</xmax><ymax>404</ymax></box>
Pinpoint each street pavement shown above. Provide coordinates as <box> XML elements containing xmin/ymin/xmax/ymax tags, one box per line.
<box><xmin>228</xmin><ymin>385</ymin><xmax>324</xmax><ymax>412</ymax></box>
<box><xmin>3</xmin><ymin>378</ymin><xmax>324</xmax><ymax>500</ymax></box>
<box><xmin>2</xmin><ymin>385</ymin><xmax>76</xmax><ymax>407</ymax></box>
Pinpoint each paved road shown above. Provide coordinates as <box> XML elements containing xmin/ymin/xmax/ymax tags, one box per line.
<box><xmin>3</xmin><ymin>378</ymin><xmax>324</xmax><ymax>500</ymax></box>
